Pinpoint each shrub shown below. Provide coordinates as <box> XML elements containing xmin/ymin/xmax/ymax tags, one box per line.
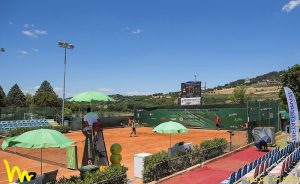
<box><xmin>4</xmin><ymin>125</ymin><xmax>70</xmax><ymax>137</ymax></box>
<box><xmin>200</xmin><ymin>138</ymin><xmax>227</xmax><ymax>150</ymax></box>
<box><xmin>143</xmin><ymin>138</ymin><xmax>228</xmax><ymax>183</ymax></box>
<box><xmin>54</xmin><ymin>166</ymin><xmax>128</xmax><ymax>184</ymax></box>
<box><xmin>143</xmin><ymin>151</ymin><xmax>169</xmax><ymax>182</ymax></box>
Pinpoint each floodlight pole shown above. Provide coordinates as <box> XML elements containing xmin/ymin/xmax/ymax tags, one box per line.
<box><xmin>62</xmin><ymin>47</ymin><xmax>67</xmax><ymax>125</ymax></box>
<box><xmin>58</xmin><ymin>41</ymin><xmax>74</xmax><ymax>125</ymax></box>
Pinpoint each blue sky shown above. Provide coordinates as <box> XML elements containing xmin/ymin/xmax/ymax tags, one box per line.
<box><xmin>0</xmin><ymin>0</ymin><xmax>300</xmax><ymax>97</ymax></box>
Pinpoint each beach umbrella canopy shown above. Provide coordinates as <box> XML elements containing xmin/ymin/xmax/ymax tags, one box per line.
<box><xmin>69</xmin><ymin>91</ymin><xmax>113</xmax><ymax>102</ymax></box>
<box><xmin>2</xmin><ymin>129</ymin><xmax>74</xmax><ymax>149</ymax></box>
<box><xmin>153</xmin><ymin>121</ymin><xmax>188</xmax><ymax>147</ymax></box>
<box><xmin>153</xmin><ymin>121</ymin><xmax>188</xmax><ymax>134</ymax></box>
<box><xmin>2</xmin><ymin>129</ymin><xmax>75</xmax><ymax>176</ymax></box>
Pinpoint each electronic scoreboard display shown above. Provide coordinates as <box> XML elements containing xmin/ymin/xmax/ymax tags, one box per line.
<box><xmin>180</xmin><ymin>81</ymin><xmax>201</xmax><ymax>106</ymax></box>
<box><xmin>180</xmin><ymin>81</ymin><xmax>201</xmax><ymax>98</ymax></box>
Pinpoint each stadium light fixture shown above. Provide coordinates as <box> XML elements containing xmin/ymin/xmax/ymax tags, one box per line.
<box><xmin>58</xmin><ymin>41</ymin><xmax>74</xmax><ymax>125</ymax></box>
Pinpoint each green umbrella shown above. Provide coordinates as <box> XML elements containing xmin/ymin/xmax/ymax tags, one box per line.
<box><xmin>69</xmin><ymin>91</ymin><xmax>113</xmax><ymax>102</ymax></box>
<box><xmin>2</xmin><ymin>129</ymin><xmax>75</xmax><ymax>176</ymax></box>
<box><xmin>153</xmin><ymin>121</ymin><xmax>188</xmax><ymax>147</ymax></box>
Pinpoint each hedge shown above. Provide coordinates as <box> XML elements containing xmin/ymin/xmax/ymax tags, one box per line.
<box><xmin>4</xmin><ymin>125</ymin><xmax>70</xmax><ymax>137</ymax></box>
<box><xmin>54</xmin><ymin>166</ymin><xmax>128</xmax><ymax>184</ymax></box>
<box><xmin>143</xmin><ymin>138</ymin><xmax>228</xmax><ymax>183</ymax></box>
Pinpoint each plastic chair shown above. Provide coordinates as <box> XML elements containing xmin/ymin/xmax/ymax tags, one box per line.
<box><xmin>259</xmin><ymin>161</ymin><xmax>265</xmax><ymax>175</ymax></box>
<box><xmin>258</xmin><ymin>157</ymin><xmax>262</xmax><ymax>164</ymax></box>
<box><xmin>254</xmin><ymin>166</ymin><xmax>259</xmax><ymax>178</ymax></box>
<box><xmin>236</xmin><ymin>168</ymin><xmax>242</xmax><ymax>181</ymax></box>
<box><xmin>242</xmin><ymin>165</ymin><xmax>248</xmax><ymax>176</ymax></box>
<box><xmin>264</xmin><ymin>159</ymin><xmax>269</xmax><ymax>174</ymax></box>
<box><xmin>229</xmin><ymin>172</ymin><xmax>236</xmax><ymax>184</ymax></box>
<box><xmin>248</xmin><ymin>162</ymin><xmax>253</xmax><ymax>172</ymax></box>
<box><xmin>253</xmin><ymin>160</ymin><xmax>258</xmax><ymax>168</ymax></box>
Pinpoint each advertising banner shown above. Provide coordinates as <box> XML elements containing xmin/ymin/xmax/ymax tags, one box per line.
<box><xmin>284</xmin><ymin>87</ymin><xmax>299</xmax><ymax>142</ymax></box>
<box><xmin>181</xmin><ymin>97</ymin><xmax>201</xmax><ymax>106</ymax></box>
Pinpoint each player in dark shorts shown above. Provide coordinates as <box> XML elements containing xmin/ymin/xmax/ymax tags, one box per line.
<box><xmin>129</xmin><ymin>118</ymin><xmax>137</xmax><ymax>137</ymax></box>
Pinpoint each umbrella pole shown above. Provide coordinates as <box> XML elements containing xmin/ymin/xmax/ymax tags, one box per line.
<box><xmin>170</xmin><ymin>134</ymin><xmax>171</xmax><ymax>148</ymax></box>
<box><xmin>41</xmin><ymin>148</ymin><xmax>43</xmax><ymax>176</ymax></box>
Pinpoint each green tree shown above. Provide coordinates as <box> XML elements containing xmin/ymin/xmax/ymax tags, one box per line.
<box><xmin>33</xmin><ymin>81</ymin><xmax>61</xmax><ymax>107</ymax></box>
<box><xmin>231</xmin><ymin>85</ymin><xmax>247</xmax><ymax>104</ymax></box>
<box><xmin>0</xmin><ymin>85</ymin><xmax>6</xmax><ymax>107</ymax></box>
<box><xmin>6</xmin><ymin>84</ymin><xmax>26</xmax><ymax>107</ymax></box>
<box><xmin>279</xmin><ymin>64</ymin><xmax>300</xmax><ymax>108</ymax></box>
<box><xmin>25</xmin><ymin>93</ymin><xmax>33</xmax><ymax>106</ymax></box>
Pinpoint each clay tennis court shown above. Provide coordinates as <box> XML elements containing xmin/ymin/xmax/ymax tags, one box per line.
<box><xmin>0</xmin><ymin>127</ymin><xmax>244</xmax><ymax>183</ymax></box>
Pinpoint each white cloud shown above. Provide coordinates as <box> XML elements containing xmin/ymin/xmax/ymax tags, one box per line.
<box><xmin>127</xmin><ymin>91</ymin><xmax>151</xmax><ymax>96</ymax></box>
<box><xmin>22</xmin><ymin>90</ymin><xmax>30</xmax><ymax>94</ymax></box>
<box><xmin>9</xmin><ymin>21</ymin><xmax>13</xmax><ymax>25</ymax></box>
<box><xmin>24</xmin><ymin>24</ymin><xmax>35</xmax><ymax>28</ymax></box>
<box><xmin>54</xmin><ymin>87</ymin><xmax>62</xmax><ymax>93</ymax></box>
<box><xmin>282</xmin><ymin>0</ymin><xmax>300</xmax><ymax>12</ymax></box>
<box><xmin>32</xmin><ymin>48</ymin><xmax>39</xmax><ymax>52</ymax></box>
<box><xmin>132</xmin><ymin>28</ymin><xmax>142</xmax><ymax>35</ymax></box>
<box><xmin>122</xmin><ymin>26</ymin><xmax>130</xmax><ymax>31</ymax></box>
<box><xmin>19</xmin><ymin>50</ymin><xmax>29</xmax><ymax>55</ymax></box>
<box><xmin>22</xmin><ymin>86</ymin><xmax>39</xmax><ymax>95</ymax></box>
<box><xmin>35</xmin><ymin>29</ymin><xmax>47</xmax><ymax>35</ymax></box>
<box><xmin>21</xmin><ymin>30</ymin><xmax>37</xmax><ymax>38</ymax></box>
<box><xmin>97</xmin><ymin>87</ymin><xmax>114</xmax><ymax>92</ymax></box>
<box><xmin>21</xmin><ymin>27</ymin><xmax>48</xmax><ymax>38</ymax></box>
<box><xmin>122</xmin><ymin>27</ymin><xmax>142</xmax><ymax>36</ymax></box>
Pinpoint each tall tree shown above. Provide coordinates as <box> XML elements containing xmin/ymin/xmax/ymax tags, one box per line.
<box><xmin>33</xmin><ymin>80</ymin><xmax>61</xmax><ymax>107</ymax></box>
<box><xmin>6</xmin><ymin>84</ymin><xmax>26</xmax><ymax>107</ymax></box>
<box><xmin>231</xmin><ymin>85</ymin><xmax>247</xmax><ymax>104</ymax></box>
<box><xmin>0</xmin><ymin>85</ymin><xmax>6</xmax><ymax>107</ymax></box>
<box><xmin>25</xmin><ymin>93</ymin><xmax>33</xmax><ymax>107</ymax></box>
<box><xmin>279</xmin><ymin>64</ymin><xmax>300</xmax><ymax>108</ymax></box>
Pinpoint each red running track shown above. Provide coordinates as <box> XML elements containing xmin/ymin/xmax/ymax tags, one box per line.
<box><xmin>162</xmin><ymin>147</ymin><xmax>268</xmax><ymax>184</ymax></box>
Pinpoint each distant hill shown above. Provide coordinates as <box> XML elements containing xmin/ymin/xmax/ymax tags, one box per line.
<box><xmin>211</xmin><ymin>71</ymin><xmax>284</xmax><ymax>90</ymax></box>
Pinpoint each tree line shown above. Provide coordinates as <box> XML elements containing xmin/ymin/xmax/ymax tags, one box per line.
<box><xmin>0</xmin><ymin>80</ymin><xmax>61</xmax><ymax>108</ymax></box>
<box><xmin>0</xmin><ymin>64</ymin><xmax>299</xmax><ymax>112</ymax></box>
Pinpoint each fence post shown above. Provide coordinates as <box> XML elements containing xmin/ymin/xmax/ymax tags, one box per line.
<box><xmin>228</xmin><ymin>130</ymin><xmax>234</xmax><ymax>151</ymax></box>
<box><xmin>278</xmin><ymin>106</ymin><xmax>280</xmax><ymax>131</ymax></box>
<box><xmin>258</xmin><ymin>101</ymin><xmax>261</xmax><ymax>127</ymax></box>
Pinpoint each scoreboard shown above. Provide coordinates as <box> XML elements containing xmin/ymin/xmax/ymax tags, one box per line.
<box><xmin>180</xmin><ymin>81</ymin><xmax>201</xmax><ymax>106</ymax></box>
<box><xmin>180</xmin><ymin>81</ymin><xmax>201</xmax><ymax>98</ymax></box>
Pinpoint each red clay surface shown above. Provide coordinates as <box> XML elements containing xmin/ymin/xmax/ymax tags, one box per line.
<box><xmin>0</xmin><ymin>127</ymin><xmax>232</xmax><ymax>183</ymax></box>
<box><xmin>161</xmin><ymin>146</ymin><xmax>268</xmax><ymax>184</ymax></box>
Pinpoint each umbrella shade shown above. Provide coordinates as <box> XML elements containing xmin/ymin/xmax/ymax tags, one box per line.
<box><xmin>2</xmin><ymin>129</ymin><xmax>75</xmax><ymax>150</ymax></box>
<box><xmin>2</xmin><ymin>129</ymin><xmax>75</xmax><ymax>177</ymax></box>
<box><xmin>153</xmin><ymin>121</ymin><xmax>188</xmax><ymax>134</ymax></box>
<box><xmin>69</xmin><ymin>91</ymin><xmax>113</xmax><ymax>102</ymax></box>
<box><xmin>153</xmin><ymin>121</ymin><xmax>188</xmax><ymax>148</ymax></box>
